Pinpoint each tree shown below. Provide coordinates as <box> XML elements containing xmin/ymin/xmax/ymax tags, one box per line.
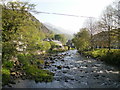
<box><xmin>112</xmin><ymin>1</ymin><xmax>120</xmax><ymax>48</ymax></box>
<box><xmin>83</xmin><ymin>18</ymin><xmax>99</xmax><ymax>50</ymax></box>
<box><xmin>2</xmin><ymin>1</ymin><xmax>36</xmax><ymax>61</ymax></box>
<box><xmin>72</xmin><ymin>28</ymin><xmax>90</xmax><ymax>51</ymax></box>
<box><xmin>100</xmin><ymin>5</ymin><xmax>115</xmax><ymax>50</ymax></box>
<box><xmin>94</xmin><ymin>1</ymin><xmax>120</xmax><ymax>49</ymax></box>
<box><xmin>2</xmin><ymin>1</ymin><xmax>35</xmax><ymax>41</ymax></box>
<box><xmin>54</xmin><ymin>34</ymin><xmax>67</xmax><ymax>44</ymax></box>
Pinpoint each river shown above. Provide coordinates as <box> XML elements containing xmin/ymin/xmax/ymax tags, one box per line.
<box><xmin>4</xmin><ymin>50</ymin><xmax>120</xmax><ymax>88</ymax></box>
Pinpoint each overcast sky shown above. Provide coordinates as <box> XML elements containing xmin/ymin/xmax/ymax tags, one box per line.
<box><xmin>22</xmin><ymin>0</ymin><xmax>115</xmax><ymax>35</ymax></box>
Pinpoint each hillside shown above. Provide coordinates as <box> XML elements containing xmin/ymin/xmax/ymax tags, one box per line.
<box><xmin>44</xmin><ymin>23</ymin><xmax>73</xmax><ymax>40</ymax></box>
<box><xmin>23</xmin><ymin>12</ymin><xmax>53</xmax><ymax>38</ymax></box>
<box><xmin>2</xmin><ymin>1</ymin><xmax>56</xmax><ymax>86</ymax></box>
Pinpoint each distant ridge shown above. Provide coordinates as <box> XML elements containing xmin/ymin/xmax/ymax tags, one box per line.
<box><xmin>43</xmin><ymin>23</ymin><xmax>73</xmax><ymax>40</ymax></box>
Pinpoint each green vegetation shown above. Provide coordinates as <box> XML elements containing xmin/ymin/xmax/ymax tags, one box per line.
<box><xmin>2</xmin><ymin>60</ymin><xmax>14</xmax><ymax>85</ymax></box>
<box><xmin>36</xmin><ymin>41</ymin><xmax>51</xmax><ymax>52</ymax></box>
<box><xmin>2</xmin><ymin>68</ymin><xmax>10</xmax><ymax>85</ymax></box>
<box><xmin>48</xmin><ymin>48</ymin><xmax>67</xmax><ymax>53</ymax></box>
<box><xmin>3</xmin><ymin>61</ymin><xmax>14</xmax><ymax>69</ymax></box>
<box><xmin>48</xmin><ymin>41</ymin><xmax>68</xmax><ymax>53</ymax></box>
<box><xmin>54</xmin><ymin>34</ymin><xmax>67</xmax><ymax>44</ymax></box>
<box><xmin>83</xmin><ymin>49</ymin><xmax>120</xmax><ymax>66</ymax></box>
<box><xmin>17</xmin><ymin>54</ymin><xmax>53</xmax><ymax>82</ymax></box>
<box><xmin>2</xmin><ymin>53</ymin><xmax>53</xmax><ymax>86</ymax></box>
<box><xmin>72</xmin><ymin>28</ymin><xmax>90</xmax><ymax>51</ymax></box>
<box><xmin>72</xmin><ymin>1</ymin><xmax>120</xmax><ymax>67</ymax></box>
<box><xmin>1</xmin><ymin>0</ymin><xmax>67</xmax><ymax>86</ymax></box>
<box><xmin>2</xmin><ymin>0</ymin><xmax>56</xmax><ymax>61</ymax></box>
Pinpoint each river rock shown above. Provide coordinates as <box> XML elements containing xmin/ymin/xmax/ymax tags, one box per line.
<box><xmin>71</xmin><ymin>78</ymin><xmax>75</xmax><ymax>80</ymax></box>
<box><xmin>15</xmin><ymin>60</ymin><xmax>20</xmax><ymax>65</ymax></box>
<box><xmin>65</xmin><ymin>79</ymin><xmax>68</xmax><ymax>82</ymax></box>
<box><xmin>94</xmin><ymin>74</ymin><xmax>99</xmax><ymax>77</ymax></box>
<box><xmin>11</xmin><ymin>72</ymin><xmax>16</xmax><ymax>76</ymax></box>
<box><xmin>21</xmin><ymin>76</ymin><xmax>26</xmax><ymax>80</ymax></box>
<box><xmin>85</xmin><ymin>71</ymin><xmax>88</xmax><ymax>73</ymax></box>
<box><xmin>9</xmin><ymin>81</ymin><xmax>16</xmax><ymax>84</ymax></box>
<box><xmin>68</xmin><ymin>54</ymin><xmax>71</xmax><ymax>56</ymax></box>
<box><xmin>22</xmin><ymin>72</ymin><xmax>26</xmax><ymax>76</ymax></box>
<box><xmin>7</xmin><ymin>84</ymin><xmax>12</xmax><ymax>87</ymax></box>
<box><xmin>57</xmin><ymin>65</ymin><xmax>62</xmax><ymax>69</ymax></box>
<box><xmin>51</xmin><ymin>61</ymin><xmax>55</xmax><ymax>63</ymax></box>
<box><xmin>59</xmin><ymin>56</ymin><xmax>63</xmax><ymax>59</ymax></box>
<box><xmin>80</xmin><ymin>74</ymin><xmax>85</xmax><ymax>78</ymax></box>
<box><xmin>101</xmin><ymin>75</ymin><xmax>105</xmax><ymax>77</ymax></box>
<box><xmin>63</xmin><ymin>70</ymin><xmax>67</xmax><ymax>73</ymax></box>
<box><xmin>10</xmin><ymin>68</ymin><xmax>16</xmax><ymax>72</ymax></box>
<box><xmin>49</xmin><ymin>57</ymin><xmax>53</xmax><ymax>60</ymax></box>
<box><xmin>94</xmin><ymin>64</ymin><xmax>101</xmax><ymax>67</ymax></box>
<box><xmin>45</xmin><ymin>61</ymin><xmax>51</xmax><ymax>66</ymax></box>
<box><xmin>64</xmin><ymin>66</ymin><xmax>70</xmax><ymax>69</ymax></box>
<box><xmin>80</xmin><ymin>69</ymin><xmax>83</xmax><ymax>72</ymax></box>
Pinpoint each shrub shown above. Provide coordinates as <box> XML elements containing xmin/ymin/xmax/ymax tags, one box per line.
<box><xmin>3</xmin><ymin>61</ymin><xmax>14</xmax><ymax>69</ymax></box>
<box><xmin>2</xmin><ymin>68</ymin><xmax>10</xmax><ymax>85</ymax></box>
<box><xmin>2</xmin><ymin>42</ymin><xmax>17</xmax><ymax>62</ymax></box>
<box><xmin>84</xmin><ymin>49</ymin><xmax>120</xmax><ymax>66</ymax></box>
<box><xmin>17</xmin><ymin>53</ymin><xmax>31</xmax><ymax>68</ymax></box>
<box><xmin>49</xmin><ymin>41</ymin><xmax>56</xmax><ymax>50</ymax></box>
<box><xmin>17</xmin><ymin>53</ymin><xmax>53</xmax><ymax>82</ymax></box>
<box><xmin>36</xmin><ymin>59</ymin><xmax>44</xmax><ymax>65</ymax></box>
<box><xmin>101</xmin><ymin>50</ymin><xmax>120</xmax><ymax>66</ymax></box>
<box><xmin>24</xmin><ymin>65</ymin><xmax>53</xmax><ymax>82</ymax></box>
<box><xmin>36</xmin><ymin>41</ymin><xmax>51</xmax><ymax>51</ymax></box>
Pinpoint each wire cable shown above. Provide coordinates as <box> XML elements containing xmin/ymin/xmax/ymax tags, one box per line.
<box><xmin>37</xmin><ymin>11</ymin><xmax>96</xmax><ymax>18</ymax></box>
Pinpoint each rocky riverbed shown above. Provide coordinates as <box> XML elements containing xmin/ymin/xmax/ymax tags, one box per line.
<box><xmin>4</xmin><ymin>50</ymin><xmax>120</xmax><ymax>88</ymax></box>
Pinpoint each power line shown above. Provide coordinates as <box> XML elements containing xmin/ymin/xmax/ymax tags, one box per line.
<box><xmin>36</xmin><ymin>11</ymin><xmax>96</xmax><ymax>18</ymax></box>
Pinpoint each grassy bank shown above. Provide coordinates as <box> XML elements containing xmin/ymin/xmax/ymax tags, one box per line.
<box><xmin>2</xmin><ymin>53</ymin><xmax>53</xmax><ymax>86</ymax></box>
<box><xmin>48</xmin><ymin>46</ymin><xmax>68</xmax><ymax>53</ymax></box>
<box><xmin>2</xmin><ymin>44</ymin><xmax>69</xmax><ymax>86</ymax></box>
<box><xmin>82</xmin><ymin>49</ymin><xmax>120</xmax><ymax>67</ymax></box>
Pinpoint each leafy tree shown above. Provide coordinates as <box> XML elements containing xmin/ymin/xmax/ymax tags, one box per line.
<box><xmin>54</xmin><ymin>34</ymin><xmax>67</xmax><ymax>44</ymax></box>
<box><xmin>72</xmin><ymin>28</ymin><xmax>90</xmax><ymax>51</ymax></box>
<box><xmin>2</xmin><ymin>1</ymin><xmax>35</xmax><ymax>41</ymax></box>
<box><xmin>2</xmin><ymin>1</ymin><xmax>36</xmax><ymax>61</ymax></box>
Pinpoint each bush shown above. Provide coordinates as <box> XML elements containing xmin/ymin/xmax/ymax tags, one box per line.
<box><xmin>2</xmin><ymin>42</ymin><xmax>17</xmax><ymax>62</ymax></box>
<box><xmin>101</xmin><ymin>50</ymin><xmax>120</xmax><ymax>66</ymax></box>
<box><xmin>2</xmin><ymin>68</ymin><xmax>10</xmax><ymax>85</ymax></box>
<box><xmin>3</xmin><ymin>61</ymin><xmax>14</xmax><ymax>69</ymax></box>
<box><xmin>17</xmin><ymin>53</ymin><xmax>53</xmax><ymax>82</ymax></box>
<box><xmin>83</xmin><ymin>49</ymin><xmax>120</xmax><ymax>66</ymax></box>
<box><xmin>35</xmin><ymin>59</ymin><xmax>44</xmax><ymax>65</ymax></box>
<box><xmin>49</xmin><ymin>41</ymin><xmax>56</xmax><ymax>50</ymax></box>
<box><xmin>17</xmin><ymin>53</ymin><xmax>31</xmax><ymax>68</ymax></box>
<box><xmin>36</xmin><ymin>41</ymin><xmax>51</xmax><ymax>51</ymax></box>
<box><xmin>24</xmin><ymin>65</ymin><xmax>53</xmax><ymax>82</ymax></box>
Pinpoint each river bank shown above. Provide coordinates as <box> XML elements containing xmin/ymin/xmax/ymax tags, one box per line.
<box><xmin>79</xmin><ymin>49</ymin><xmax>120</xmax><ymax>67</ymax></box>
<box><xmin>3</xmin><ymin>50</ymin><xmax>120</xmax><ymax>88</ymax></box>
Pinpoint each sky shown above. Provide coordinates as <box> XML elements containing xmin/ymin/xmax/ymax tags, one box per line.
<box><xmin>22</xmin><ymin>0</ymin><xmax>115</xmax><ymax>35</ymax></box>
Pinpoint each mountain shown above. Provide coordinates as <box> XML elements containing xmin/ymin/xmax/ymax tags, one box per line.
<box><xmin>43</xmin><ymin>23</ymin><xmax>73</xmax><ymax>40</ymax></box>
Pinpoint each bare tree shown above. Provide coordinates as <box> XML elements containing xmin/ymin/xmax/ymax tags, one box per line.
<box><xmin>83</xmin><ymin>18</ymin><xmax>99</xmax><ymax>49</ymax></box>
<box><xmin>100</xmin><ymin>5</ymin><xmax>115</xmax><ymax>50</ymax></box>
